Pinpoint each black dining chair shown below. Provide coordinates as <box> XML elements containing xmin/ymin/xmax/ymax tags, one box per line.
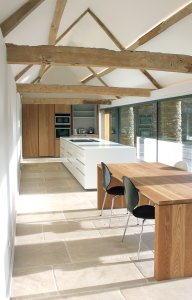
<box><xmin>122</xmin><ymin>176</ymin><xmax>155</xmax><ymax>259</ymax></box>
<box><xmin>100</xmin><ymin>162</ymin><xmax>125</xmax><ymax>227</ymax></box>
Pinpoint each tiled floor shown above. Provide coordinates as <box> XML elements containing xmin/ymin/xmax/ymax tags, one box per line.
<box><xmin>11</xmin><ymin>162</ymin><xmax>192</xmax><ymax>299</ymax></box>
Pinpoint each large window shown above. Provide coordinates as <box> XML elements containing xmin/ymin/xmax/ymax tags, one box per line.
<box><xmin>102</xmin><ymin>95</ymin><xmax>192</xmax><ymax>170</ymax></box>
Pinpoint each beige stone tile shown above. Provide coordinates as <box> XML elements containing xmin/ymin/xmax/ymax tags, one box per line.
<box><xmin>17</xmin><ymin>290</ymin><xmax>125</xmax><ymax>299</ymax></box>
<box><xmin>16</xmin><ymin>212</ymin><xmax>65</xmax><ymax>224</ymax></box>
<box><xmin>17</xmin><ymin>193</ymin><xmax>88</xmax><ymax>214</ymax></box>
<box><xmin>43</xmin><ymin>220</ymin><xmax>101</xmax><ymax>241</ymax></box>
<box><xmin>64</xmin><ymin>208</ymin><xmax>99</xmax><ymax>221</ymax></box>
<box><xmin>20</xmin><ymin>178</ymin><xmax>45</xmax><ymax>185</ymax></box>
<box><xmin>76</xmin><ymin>191</ymin><xmax>97</xmax><ymax>201</ymax></box>
<box><xmin>57</xmin><ymin>290</ymin><xmax>125</xmax><ymax>299</ymax></box>
<box><xmin>121</xmin><ymin>277</ymin><xmax>192</xmax><ymax>300</ymax></box>
<box><xmin>20</xmin><ymin>186</ymin><xmax>47</xmax><ymax>195</ymax></box>
<box><xmin>54</xmin><ymin>260</ymin><xmax>145</xmax><ymax>295</ymax></box>
<box><xmin>130</xmin><ymin>251</ymin><xmax>154</xmax><ymax>279</ymax></box>
<box><xmin>64</xmin><ymin>235</ymin><xmax>145</xmax><ymax>263</ymax></box>
<box><xmin>13</xmin><ymin>241</ymin><xmax>71</xmax><ymax>268</ymax></box>
<box><xmin>15</xmin><ymin>223</ymin><xmax>44</xmax><ymax>244</ymax></box>
<box><xmin>11</xmin><ymin>266</ymin><xmax>56</xmax><ymax>299</ymax></box>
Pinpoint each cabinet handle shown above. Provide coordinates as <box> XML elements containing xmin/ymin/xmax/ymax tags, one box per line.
<box><xmin>76</xmin><ymin>158</ymin><xmax>85</xmax><ymax>165</ymax></box>
<box><xmin>67</xmin><ymin>158</ymin><xmax>72</xmax><ymax>164</ymax></box>
<box><xmin>76</xmin><ymin>167</ymin><xmax>85</xmax><ymax>176</ymax></box>
<box><xmin>67</xmin><ymin>151</ymin><xmax>72</xmax><ymax>156</ymax></box>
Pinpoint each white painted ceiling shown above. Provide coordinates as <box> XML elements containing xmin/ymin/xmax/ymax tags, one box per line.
<box><xmin>1</xmin><ymin>0</ymin><xmax>192</xmax><ymax>102</ymax></box>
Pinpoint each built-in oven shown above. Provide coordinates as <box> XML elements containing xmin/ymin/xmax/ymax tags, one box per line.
<box><xmin>55</xmin><ymin>125</ymin><xmax>71</xmax><ymax>139</ymax></box>
<box><xmin>55</xmin><ymin>114</ymin><xmax>70</xmax><ymax>125</ymax></box>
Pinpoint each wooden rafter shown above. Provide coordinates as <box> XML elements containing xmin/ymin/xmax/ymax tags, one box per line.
<box><xmin>15</xmin><ymin>64</ymin><xmax>33</xmax><ymax>81</ymax></box>
<box><xmin>16</xmin><ymin>83</ymin><xmax>151</xmax><ymax>97</ymax></box>
<box><xmin>21</xmin><ymin>97</ymin><xmax>112</xmax><ymax>105</ymax></box>
<box><xmin>140</xmin><ymin>70</ymin><xmax>162</xmax><ymax>89</ymax></box>
<box><xmin>49</xmin><ymin>0</ymin><xmax>67</xmax><ymax>45</ymax></box>
<box><xmin>87</xmin><ymin>9</ymin><xmax>124</xmax><ymax>51</ymax></box>
<box><xmin>15</xmin><ymin>2</ymin><xmax>86</xmax><ymax>83</ymax></box>
<box><xmin>7</xmin><ymin>45</ymin><xmax>192</xmax><ymax>74</ymax></box>
<box><xmin>83</xmin><ymin>2</ymin><xmax>192</xmax><ymax>82</ymax></box>
<box><xmin>56</xmin><ymin>9</ymin><xmax>89</xmax><ymax>44</ymax></box>
<box><xmin>0</xmin><ymin>0</ymin><xmax>45</xmax><ymax>37</ymax></box>
<box><xmin>87</xmin><ymin>9</ymin><xmax>161</xmax><ymax>89</ymax></box>
<box><xmin>36</xmin><ymin>0</ymin><xmax>67</xmax><ymax>83</ymax></box>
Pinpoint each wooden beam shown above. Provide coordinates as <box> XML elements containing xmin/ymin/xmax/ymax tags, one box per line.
<box><xmin>7</xmin><ymin>44</ymin><xmax>192</xmax><ymax>74</ymax></box>
<box><xmin>140</xmin><ymin>70</ymin><xmax>163</xmax><ymax>89</ymax></box>
<box><xmin>0</xmin><ymin>0</ymin><xmax>45</xmax><ymax>37</ymax></box>
<box><xmin>87</xmin><ymin>67</ymin><xmax>120</xmax><ymax>100</ymax></box>
<box><xmin>49</xmin><ymin>0</ymin><xmax>67</xmax><ymax>45</ymax></box>
<box><xmin>17</xmin><ymin>84</ymin><xmax>151</xmax><ymax>97</ymax></box>
<box><xmin>56</xmin><ymin>9</ymin><xmax>89</xmax><ymax>44</ymax></box>
<box><xmin>87</xmin><ymin>9</ymin><xmax>161</xmax><ymax>89</ymax></box>
<box><xmin>129</xmin><ymin>2</ymin><xmax>192</xmax><ymax>50</ymax></box>
<box><xmin>15</xmin><ymin>8</ymin><xmax>88</xmax><ymax>83</ymax></box>
<box><xmin>21</xmin><ymin>97</ymin><xmax>112</xmax><ymax>105</ymax></box>
<box><xmin>37</xmin><ymin>0</ymin><xmax>67</xmax><ymax>83</ymax></box>
<box><xmin>82</xmin><ymin>2</ymin><xmax>192</xmax><ymax>82</ymax></box>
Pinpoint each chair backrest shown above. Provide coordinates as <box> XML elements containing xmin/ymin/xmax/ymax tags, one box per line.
<box><xmin>123</xmin><ymin>176</ymin><xmax>139</xmax><ymax>213</ymax></box>
<box><xmin>174</xmin><ymin>160</ymin><xmax>189</xmax><ymax>171</ymax></box>
<box><xmin>101</xmin><ymin>162</ymin><xmax>112</xmax><ymax>191</ymax></box>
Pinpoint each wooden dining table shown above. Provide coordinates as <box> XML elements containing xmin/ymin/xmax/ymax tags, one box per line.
<box><xmin>97</xmin><ymin>162</ymin><xmax>192</xmax><ymax>281</ymax></box>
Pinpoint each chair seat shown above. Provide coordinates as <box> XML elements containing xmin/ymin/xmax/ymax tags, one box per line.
<box><xmin>133</xmin><ymin>205</ymin><xmax>155</xmax><ymax>219</ymax></box>
<box><xmin>107</xmin><ymin>186</ymin><xmax>125</xmax><ymax>196</ymax></box>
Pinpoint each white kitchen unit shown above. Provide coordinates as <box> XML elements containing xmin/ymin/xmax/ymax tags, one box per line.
<box><xmin>60</xmin><ymin>137</ymin><xmax>137</xmax><ymax>189</ymax></box>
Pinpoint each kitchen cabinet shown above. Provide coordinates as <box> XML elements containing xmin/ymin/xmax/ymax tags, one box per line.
<box><xmin>55</xmin><ymin>104</ymin><xmax>71</xmax><ymax>114</ymax></box>
<box><xmin>39</xmin><ymin>104</ymin><xmax>55</xmax><ymax>157</ymax></box>
<box><xmin>72</xmin><ymin>104</ymin><xmax>98</xmax><ymax>135</ymax></box>
<box><xmin>22</xmin><ymin>104</ymin><xmax>72</xmax><ymax>158</ymax></box>
<box><xmin>22</xmin><ymin>104</ymin><xmax>39</xmax><ymax>157</ymax></box>
<box><xmin>60</xmin><ymin>138</ymin><xmax>137</xmax><ymax>189</ymax></box>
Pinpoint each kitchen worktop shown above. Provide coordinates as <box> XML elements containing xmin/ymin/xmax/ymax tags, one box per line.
<box><xmin>60</xmin><ymin>137</ymin><xmax>137</xmax><ymax>189</ymax></box>
<box><xmin>61</xmin><ymin>137</ymin><xmax>132</xmax><ymax>149</ymax></box>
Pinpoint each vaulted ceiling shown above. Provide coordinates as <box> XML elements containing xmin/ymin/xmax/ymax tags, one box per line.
<box><xmin>1</xmin><ymin>0</ymin><xmax>192</xmax><ymax>105</ymax></box>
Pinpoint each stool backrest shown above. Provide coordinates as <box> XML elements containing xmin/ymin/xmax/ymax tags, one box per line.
<box><xmin>101</xmin><ymin>162</ymin><xmax>112</xmax><ymax>192</ymax></box>
<box><xmin>123</xmin><ymin>176</ymin><xmax>139</xmax><ymax>213</ymax></box>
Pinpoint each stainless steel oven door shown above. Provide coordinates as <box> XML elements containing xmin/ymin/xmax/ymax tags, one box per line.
<box><xmin>55</xmin><ymin>114</ymin><xmax>70</xmax><ymax>125</ymax></box>
<box><xmin>55</xmin><ymin>127</ymin><xmax>70</xmax><ymax>139</ymax></box>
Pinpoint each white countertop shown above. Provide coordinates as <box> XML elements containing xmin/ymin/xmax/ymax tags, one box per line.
<box><xmin>61</xmin><ymin>137</ymin><xmax>134</xmax><ymax>149</ymax></box>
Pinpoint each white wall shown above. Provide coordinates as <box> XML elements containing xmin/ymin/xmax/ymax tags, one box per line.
<box><xmin>0</xmin><ymin>30</ymin><xmax>21</xmax><ymax>300</ymax></box>
<box><xmin>100</xmin><ymin>80</ymin><xmax>192</xmax><ymax>109</ymax></box>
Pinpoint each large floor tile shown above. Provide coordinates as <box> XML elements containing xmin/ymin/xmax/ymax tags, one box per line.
<box><xmin>43</xmin><ymin>220</ymin><xmax>101</xmax><ymax>241</ymax></box>
<box><xmin>15</xmin><ymin>223</ymin><xmax>44</xmax><ymax>244</ymax></box>
<box><xmin>64</xmin><ymin>235</ymin><xmax>148</xmax><ymax>263</ymax></box>
<box><xmin>13</xmin><ymin>241</ymin><xmax>71</xmax><ymax>268</ymax></box>
<box><xmin>16</xmin><ymin>212</ymin><xmax>65</xmax><ymax>224</ymax></box>
<box><xmin>11</xmin><ymin>266</ymin><xmax>56</xmax><ymax>299</ymax></box>
<box><xmin>54</xmin><ymin>260</ymin><xmax>145</xmax><ymax>295</ymax></box>
<box><xmin>57</xmin><ymin>290</ymin><xmax>126</xmax><ymax>300</ymax></box>
<box><xmin>121</xmin><ymin>277</ymin><xmax>192</xmax><ymax>300</ymax></box>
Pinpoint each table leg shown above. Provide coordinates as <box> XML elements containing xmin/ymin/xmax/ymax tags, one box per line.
<box><xmin>155</xmin><ymin>203</ymin><xmax>192</xmax><ymax>280</ymax></box>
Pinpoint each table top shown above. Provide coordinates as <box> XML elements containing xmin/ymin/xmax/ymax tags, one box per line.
<box><xmin>105</xmin><ymin>162</ymin><xmax>192</xmax><ymax>206</ymax></box>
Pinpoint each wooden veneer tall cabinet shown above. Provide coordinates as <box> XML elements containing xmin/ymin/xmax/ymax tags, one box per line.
<box><xmin>38</xmin><ymin>104</ymin><xmax>55</xmax><ymax>157</ymax></box>
<box><xmin>22</xmin><ymin>104</ymin><xmax>39</xmax><ymax>157</ymax></box>
<box><xmin>22</xmin><ymin>104</ymin><xmax>71</xmax><ymax>158</ymax></box>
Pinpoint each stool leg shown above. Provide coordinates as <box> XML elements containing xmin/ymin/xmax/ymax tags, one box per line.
<box><xmin>137</xmin><ymin>219</ymin><xmax>145</xmax><ymax>260</ymax></box>
<box><xmin>109</xmin><ymin>196</ymin><xmax>115</xmax><ymax>227</ymax></box>
<box><xmin>100</xmin><ymin>192</ymin><xmax>107</xmax><ymax>216</ymax></box>
<box><xmin>122</xmin><ymin>212</ymin><xmax>130</xmax><ymax>242</ymax></box>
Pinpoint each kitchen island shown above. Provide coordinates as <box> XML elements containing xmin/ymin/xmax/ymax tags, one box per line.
<box><xmin>60</xmin><ymin>137</ymin><xmax>137</xmax><ymax>189</ymax></box>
